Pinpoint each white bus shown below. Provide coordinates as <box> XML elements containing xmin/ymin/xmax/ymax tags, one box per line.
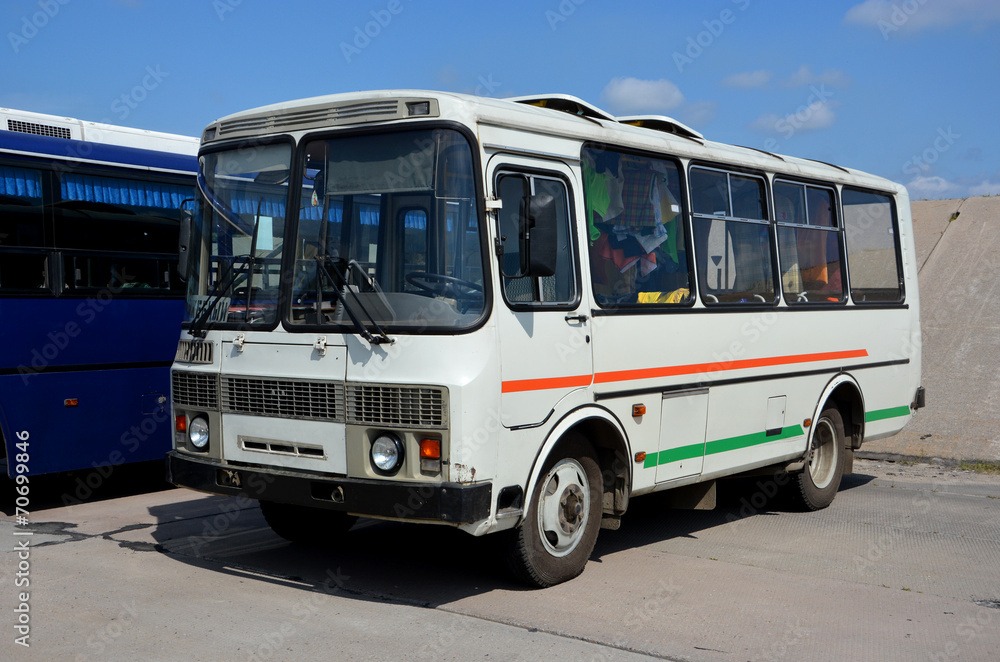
<box><xmin>168</xmin><ymin>90</ymin><xmax>923</xmax><ymax>586</ymax></box>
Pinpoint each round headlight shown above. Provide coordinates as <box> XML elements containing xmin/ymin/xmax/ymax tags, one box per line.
<box><xmin>371</xmin><ymin>434</ymin><xmax>404</xmax><ymax>474</ymax></box>
<box><xmin>188</xmin><ymin>416</ymin><xmax>210</xmax><ymax>449</ymax></box>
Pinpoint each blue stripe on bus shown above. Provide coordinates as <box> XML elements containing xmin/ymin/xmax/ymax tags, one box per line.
<box><xmin>0</xmin><ymin>129</ymin><xmax>198</xmax><ymax>173</ymax></box>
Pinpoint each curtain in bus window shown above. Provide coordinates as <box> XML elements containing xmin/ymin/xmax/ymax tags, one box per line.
<box><xmin>0</xmin><ymin>165</ymin><xmax>48</xmax><ymax>290</ymax></box>
<box><xmin>55</xmin><ymin>172</ymin><xmax>193</xmax><ymax>293</ymax></box>
<box><xmin>585</xmin><ymin>149</ymin><xmax>689</xmax><ymax>306</ymax></box>
<box><xmin>1</xmin><ymin>165</ymin><xmax>43</xmax><ymax>199</ymax></box>
<box><xmin>61</xmin><ymin>173</ymin><xmax>190</xmax><ymax>209</ymax></box>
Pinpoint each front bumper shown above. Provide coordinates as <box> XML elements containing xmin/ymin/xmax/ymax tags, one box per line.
<box><xmin>166</xmin><ymin>451</ymin><xmax>492</xmax><ymax>524</ymax></box>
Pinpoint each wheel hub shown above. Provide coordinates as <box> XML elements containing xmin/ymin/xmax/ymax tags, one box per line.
<box><xmin>559</xmin><ymin>484</ymin><xmax>585</xmax><ymax>534</ymax></box>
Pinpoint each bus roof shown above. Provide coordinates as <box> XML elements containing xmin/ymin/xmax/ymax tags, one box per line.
<box><xmin>0</xmin><ymin>107</ymin><xmax>199</xmax><ymax>156</ymax></box>
<box><xmin>204</xmin><ymin>89</ymin><xmax>903</xmax><ymax>196</ymax></box>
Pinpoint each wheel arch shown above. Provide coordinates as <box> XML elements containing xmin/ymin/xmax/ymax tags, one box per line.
<box><xmin>524</xmin><ymin>405</ymin><xmax>632</xmax><ymax>521</ymax></box>
<box><xmin>810</xmin><ymin>374</ymin><xmax>865</xmax><ymax>453</ymax></box>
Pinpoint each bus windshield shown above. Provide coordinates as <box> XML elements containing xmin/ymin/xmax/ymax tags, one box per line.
<box><xmin>289</xmin><ymin>128</ymin><xmax>485</xmax><ymax>332</ymax></box>
<box><xmin>187</xmin><ymin>142</ymin><xmax>291</xmax><ymax>330</ymax></box>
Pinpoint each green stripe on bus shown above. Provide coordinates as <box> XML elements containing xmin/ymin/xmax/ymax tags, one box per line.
<box><xmin>645</xmin><ymin>425</ymin><xmax>805</xmax><ymax>468</ymax></box>
<box><xmin>645</xmin><ymin>442</ymin><xmax>705</xmax><ymax>468</ymax></box>
<box><xmin>705</xmin><ymin>425</ymin><xmax>805</xmax><ymax>456</ymax></box>
<box><xmin>865</xmin><ymin>406</ymin><xmax>911</xmax><ymax>423</ymax></box>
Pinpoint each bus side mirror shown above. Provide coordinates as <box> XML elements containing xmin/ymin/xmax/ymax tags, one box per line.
<box><xmin>178</xmin><ymin>204</ymin><xmax>194</xmax><ymax>283</ymax></box>
<box><xmin>524</xmin><ymin>193</ymin><xmax>557</xmax><ymax>277</ymax></box>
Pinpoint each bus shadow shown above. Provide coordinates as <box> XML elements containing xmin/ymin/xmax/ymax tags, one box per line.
<box><xmin>0</xmin><ymin>460</ymin><xmax>172</xmax><ymax>516</ymax></box>
<box><xmin>145</xmin><ymin>471</ymin><xmax>876</xmax><ymax>606</ymax></box>
<box><xmin>594</xmin><ymin>471</ymin><xmax>876</xmax><ymax>556</ymax></box>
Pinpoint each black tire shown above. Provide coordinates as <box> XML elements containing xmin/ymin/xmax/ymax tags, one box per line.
<box><xmin>259</xmin><ymin>501</ymin><xmax>356</xmax><ymax>545</ymax></box>
<box><xmin>790</xmin><ymin>405</ymin><xmax>846</xmax><ymax>511</ymax></box>
<box><xmin>505</xmin><ymin>436</ymin><xmax>603</xmax><ymax>587</ymax></box>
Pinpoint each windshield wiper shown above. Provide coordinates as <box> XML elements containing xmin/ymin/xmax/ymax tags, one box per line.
<box><xmin>315</xmin><ymin>256</ymin><xmax>393</xmax><ymax>345</ymax></box>
<box><xmin>188</xmin><ymin>256</ymin><xmax>250</xmax><ymax>337</ymax></box>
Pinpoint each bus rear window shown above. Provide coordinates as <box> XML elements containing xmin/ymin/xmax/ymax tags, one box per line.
<box><xmin>842</xmin><ymin>188</ymin><xmax>903</xmax><ymax>303</ymax></box>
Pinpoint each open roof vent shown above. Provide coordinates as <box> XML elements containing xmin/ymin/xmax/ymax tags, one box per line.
<box><xmin>507</xmin><ymin>94</ymin><xmax>617</xmax><ymax>122</ymax></box>
<box><xmin>616</xmin><ymin>115</ymin><xmax>704</xmax><ymax>142</ymax></box>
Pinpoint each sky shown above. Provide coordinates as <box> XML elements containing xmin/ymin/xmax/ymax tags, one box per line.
<box><xmin>2</xmin><ymin>0</ymin><xmax>998</xmax><ymax>200</ymax></box>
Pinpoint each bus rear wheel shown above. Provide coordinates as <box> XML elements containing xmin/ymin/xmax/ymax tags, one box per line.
<box><xmin>506</xmin><ymin>437</ymin><xmax>602</xmax><ymax>587</ymax></box>
<box><xmin>259</xmin><ymin>501</ymin><xmax>356</xmax><ymax>545</ymax></box>
<box><xmin>790</xmin><ymin>405</ymin><xmax>846</xmax><ymax>511</ymax></box>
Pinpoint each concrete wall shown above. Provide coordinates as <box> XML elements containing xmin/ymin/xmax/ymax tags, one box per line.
<box><xmin>864</xmin><ymin>196</ymin><xmax>1000</xmax><ymax>462</ymax></box>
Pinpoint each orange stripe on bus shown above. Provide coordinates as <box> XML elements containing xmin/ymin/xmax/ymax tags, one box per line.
<box><xmin>501</xmin><ymin>374</ymin><xmax>594</xmax><ymax>393</ymax></box>
<box><xmin>594</xmin><ymin>349</ymin><xmax>869</xmax><ymax>385</ymax></box>
<box><xmin>501</xmin><ymin>349</ymin><xmax>869</xmax><ymax>393</ymax></box>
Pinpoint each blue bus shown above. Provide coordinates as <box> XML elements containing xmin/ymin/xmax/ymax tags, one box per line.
<box><xmin>0</xmin><ymin>108</ymin><xmax>198</xmax><ymax>476</ymax></box>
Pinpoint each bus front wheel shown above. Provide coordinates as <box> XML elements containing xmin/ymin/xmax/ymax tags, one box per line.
<box><xmin>791</xmin><ymin>405</ymin><xmax>846</xmax><ymax>511</ymax></box>
<box><xmin>506</xmin><ymin>437</ymin><xmax>603</xmax><ymax>587</ymax></box>
<box><xmin>259</xmin><ymin>501</ymin><xmax>356</xmax><ymax>545</ymax></box>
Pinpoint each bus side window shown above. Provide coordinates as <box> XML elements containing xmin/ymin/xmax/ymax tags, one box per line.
<box><xmin>690</xmin><ymin>167</ymin><xmax>775</xmax><ymax>305</ymax></box>
<box><xmin>775</xmin><ymin>181</ymin><xmax>846</xmax><ymax>304</ymax></box>
<box><xmin>495</xmin><ymin>172</ymin><xmax>576</xmax><ymax>306</ymax></box>
<box><xmin>584</xmin><ymin>147</ymin><xmax>691</xmax><ymax>306</ymax></box>
<box><xmin>0</xmin><ymin>164</ymin><xmax>48</xmax><ymax>291</ymax></box>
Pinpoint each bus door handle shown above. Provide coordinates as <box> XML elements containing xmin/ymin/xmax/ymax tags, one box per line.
<box><xmin>564</xmin><ymin>313</ymin><xmax>589</xmax><ymax>324</ymax></box>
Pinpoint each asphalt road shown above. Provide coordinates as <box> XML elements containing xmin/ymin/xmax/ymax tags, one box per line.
<box><xmin>3</xmin><ymin>459</ymin><xmax>999</xmax><ymax>661</ymax></box>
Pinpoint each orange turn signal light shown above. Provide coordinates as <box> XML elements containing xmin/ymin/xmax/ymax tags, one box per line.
<box><xmin>419</xmin><ymin>438</ymin><xmax>441</xmax><ymax>460</ymax></box>
<box><xmin>803</xmin><ymin>418</ymin><xmax>812</xmax><ymax>428</ymax></box>
<box><xmin>64</xmin><ymin>398</ymin><xmax>79</xmax><ymax>407</ymax></box>
<box><xmin>632</xmin><ymin>404</ymin><xmax>646</xmax><ymax>417</ymax></box>
<box><xmin>635</xmin><ymin>451</ymin><xmax>647</xmax><ymax>463</ymax></box>
<box><xmin>175</xmin><ymin>415</ymin><xmax>187</xmax><ymax>432</ymax></box>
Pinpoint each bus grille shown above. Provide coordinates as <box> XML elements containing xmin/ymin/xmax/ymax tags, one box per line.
<box><xmin>346</xmin><ymin>384</ymin><xmax>447</xmax><ymax>429</ymax></box>
<box><xmin>171</xmin><ymin>371</ymin><xmax>219</xmax><ymax>410</ymax></box>
<box><xmin>172</xmin><ymin>372</ymin><xmax>448</xmax><ymax>429</ymax></box>
<box><xmin>221</xmin><ymin>376</ymin><xmax>345</xmax><ymax>422</ymax></box>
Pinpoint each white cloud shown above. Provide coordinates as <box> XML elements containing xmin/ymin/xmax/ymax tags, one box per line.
<box><xmin>845</xmin><ymin>0</ymin><xmax>1000</xmax><ymax>33</ymax></box>
<box><xmin>750</xmin><ymin>100</ymin><xmax>837</xmax><ymax>135</ymax></box>
<box><xmin>906</xmin><ymin>175</ymin><xmax>964</xmax><ymax>199</ymax></box>
<box><xmin>968</xmin><ymin>179</ymin><xmax>1000</xmax><ymax>197</ymax></box>
<box><xmin>599</xmin><ymin>77</ymin><xmax>684</xmax><ymax>114</ymax></box>
<box><xmin>783</xmin><ymin>65</ymin><xmax>851</xmax><ymax>88</ymax></box>
<box><xmin>722</xmin><ymin>70</ymin><xmax>773</xmax><ymax>89</ymax></box>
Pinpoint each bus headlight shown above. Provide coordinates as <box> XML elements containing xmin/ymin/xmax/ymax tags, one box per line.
<box><xmin>371</xmin><ymin>433</ymin><xmax>404</xmax><ymax>475</ymax></box>
<box><xmin>188</xmin><ymin>416</ymin><xmax>210</xmax><ymax>450</ymax></box>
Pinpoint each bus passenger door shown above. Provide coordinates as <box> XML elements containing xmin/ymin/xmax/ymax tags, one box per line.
<box><xmin>656</xmin><ymin>388</ymin><xmax>709</xmax><ymax>482</ymax></box>
<box><xmin>489</xmin><ymin>159</ymin><xmax>592</xmax><ymax>428</ymax></box>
